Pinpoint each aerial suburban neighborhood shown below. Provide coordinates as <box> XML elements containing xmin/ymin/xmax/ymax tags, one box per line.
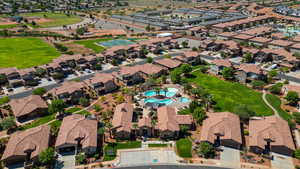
<box><xmin>2</xmin><ymin>0</ymin><xmax>300</xmax><ymax>169</ymax></box>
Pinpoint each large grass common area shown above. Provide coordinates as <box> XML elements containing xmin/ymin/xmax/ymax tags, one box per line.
<box><xmin>0</xmin><ymin>37</ymin><xmax>60</xmax><ymax>69</ymax></box>
<box><xmin>21</xmin><ymin>12</ymin><xmax>82</xmax><ymax>28</ymax></box>
<box><xmin>187</xmin><ymin>71</ymin><xmax>276</xmax><ymax>117</ymax></box>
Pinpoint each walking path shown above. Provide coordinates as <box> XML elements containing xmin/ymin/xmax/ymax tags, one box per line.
<box><xmin>262</xmin><ymin>90</ymin><xmax>279</xmax><ymax>117</ymax></box>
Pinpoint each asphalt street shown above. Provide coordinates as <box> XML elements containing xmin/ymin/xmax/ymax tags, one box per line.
<box><xmin>113</xmin><ymin>165</ymin><xmax>231</xmax><ymax>169</ymax></box>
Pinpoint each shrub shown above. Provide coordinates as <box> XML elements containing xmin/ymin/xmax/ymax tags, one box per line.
<box><xmin>32</xmin><ymin>87</ymin><xmax>47</xmax><ymax>96</ymax></box>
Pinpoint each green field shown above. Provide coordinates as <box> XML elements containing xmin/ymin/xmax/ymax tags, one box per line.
<box><xmin>21</xmin><ymin>12</ymin><xmax>82</xmax><ymax>28</ymax></box>
<box><xmin>187</xmin><ymin>72</ymin><xmax>273</xmax><ymax>116</ymax></box>
<box><xmin>74</xmin><ymin>38</ymin><xmax>112</xmax><ymax>53</ymax></box>
<box><xmin>148</xmin><ymin>144</ymin><xmax>169</xmax><ymax>147</ymax></box>
<box><xmin>0</xmin><ymin>37</ymin><xmax>60</xmax><ymax>68</ymax></box>
<box><xmin>0</xmin><ymin>24</ymin><xmax>18</xmax><ymax>29</ymax></box>
<box><xmin>19</xmin><ymin>113</ymin><xmax>55</xmax><ymax>130</ymax></box>
<box><xmin>104</xmin><ymin>141</ymin><xmax>141</xmax><ymax>161</ymax></box>
<box><xmin>266</xmin><ymin>94</ymin><xmax>292</xmax><ymax>121</ymax></box>
<box><xmin>176</xmin><ymin>138</ymin><xmax>192</xmax><ymax>158</ymax></box>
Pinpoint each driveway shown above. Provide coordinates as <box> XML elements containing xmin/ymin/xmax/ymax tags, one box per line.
<box><xmin>119</xmin><ymin>149</ymin><xmax>180</xmax><ymax>166</ymax></box>
<box><xmin>271</xmin><ymin>153</ymin><xmax>294</xmax><ymax>169</ymax></box>
<box><xmin>55</xmin><ymin>151</ymin><xmax>76</xmax><ymax>169</ymax></box>
<box><xmin>220</xmin><ymin>146</ymin><xmax>240</xmax><ymax>168</ymax></box>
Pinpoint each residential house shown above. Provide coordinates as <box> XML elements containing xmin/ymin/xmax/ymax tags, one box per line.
<box><xmin>138</xmin><ymin>116</ymin><xmax>152</xmax><ymax>137</ymax></box>
<box><xmin>46</xmin><ymin>81</ymin><xmax>87</xmax><ymax>104</ymax></box>
<box><xmin>249</xmin><ymin>116</ymin><xmax>295</xmax><ymax>156</ymax></box>
<box><xmin>136</xmin><ymin>63</ymin><xmax>167</xmax><ymax>78</ymax></box>
<box><xmin>200</xmin><ymin>112</ymin><xmax>242</xmax><ymax>149</ymax></box>
<box><xmin>154</xmin><ymin>58</ymin><xmax>182</xmax><ymax>70</ymax></box>
<box><xmin>55</xmin><ymin>114</ymin><xmax>98</xmax><ymax>154</ymax></box>
<box><xmin>9</xmin><ymin>95</ymin><xmax>48</xmax><ymax>123</ymax></box>
<box><xmin>112</xmin><ymin>66</ymin><xmax>145</xmax><ymax>86</ymax></box>
<box><xmin>235</xmin><ymin>64</ymin><xmax>266</xmax><ymax>83</ymax></box>
<box><xmin>1</xmin><ymin>125</ymin><xmax>50</xmax><ymax>166</ymax></box>
<box><xmin>112</xmin><ymin>103</ymin><xmax>134</xmax><ymax>139</ymax></box>
<box><xmin>210</xmin><ymin>59</ymin><xmax>233</xmax><ymax>75</ymax></box>
<box><xmin>0</xmin><ymin>68</ymin><xmax>24</xmax><ymax>88</ymax></box>
<box><xmin>84</xmin><ymin>73</ymin><xmax>118</xmax><ymax>95</ymax></box>
<box><xmin>155</xmin><ymin>106</ymin><xmax>193</xmax><ymax>139</ymax></box>
<box><xmin>174</xmin><ymin>51</ymin><xmax>200</xmax><ymax>65</ymax></box>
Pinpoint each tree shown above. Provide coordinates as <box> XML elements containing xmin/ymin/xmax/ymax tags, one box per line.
<box><xmin>198</xmin><ymin>142</ymin><xmax>215</xmax><ymax>158</ymax></box>
<box><xmin>285</xmin><ymin>91</ymin><xmax>299</xmax><ymax>106</ymax></box>
<box><xmin>179</xmin><ymin>125</ymin><xmax>189</xmax><ymax>136</ymax></box>
<box><xmin>0</xmin><ymin>96</ymin><xmax>10</xmax><ymax>105</ymax></box>
<box><xmin>79</xmin><ymin>97</ymin><xmax>89</xmax><ymax>107</ymax></box>
<box><xmin>293</xmin><ymin>112</ymin><xmax>300</xmax><ymax>124</ymax></box>
<box><xmin>243</xmin><ymin>52</ymin><xmax>254</xmax><ymax>63</ymax></box>
<box><xmin>222</xmin><ymin>67</ymin><xmax>234</xmax><ymax>80</ymax></box>
<box><xmin>294</xmin><ymin>52</ymin><xmax>300</xmax><ymax>59</ymax></box>
<box><xmin>76</xmin><ymin>153</ymin><xmax>86</xmax><ymax>164</ymax></box>
<box><xmin>39</xmin><ymin>147</ymin><xmax>55</xmax><ymax>165</ymax></box>
<box><xmin>251</xmin><ymin>80</ymin><xmax>266</xmax><ymax>89</ymax></box>
<box><xmin>268</xmin><ymin>70</ymin><xmax>278</xmax><ymax>80</ymax></box>
<box><xmin>181</xmin><ymin>41</ymin><xmax>189</xmax><ymax>48</ymax></box>
<box><xmin>170</xmin><ymin>70</ymin><xmax>181</xmax><ymax>84</ymax></box>
<box><xmin>145</xmin><ymin>24</ymin><xmax>151</xmax><ymax>32</ymax></box>
<box><xmin>32</xmin><ymin>87</ymin><xmax>47</xmax><ymax>96</ymax></box>
<box><xmin>0</xmin><ymin>117</ymin><xmax>16</xmax><ymax>130</ymax></box>
<box><xmin>146</xmin><ymin>57</ymin><xmax>153</xmax><ymax>63</ymax></box>
<box><xmin>35</xmin><ymin>68</ymin><xmax>47</xmax><ymax>77</ymax></box>
<box><xmin>0</xmin><ymin>74</ymin><xmax>8</xmax><ymax>85</ymax></box>
<box><xmin>193</xmin><ymin>107</ymin><xmax>206</xmax><ymax>125</ymax></box>
<box><xmin>295</xmin><ymin>149</ymin><xmax>300</xmax><ymax>160</ymax></box>
<box><xmin>48</xmin><ymin>99</ymin><xmax>66</xmax><ymax>114</ymax></box>
<box><xmin>181</xmin><ymin>64</ymin><xmax>192</xmax><ymax>77</ymax></box>
<box><xmin>269</xmin><ymin>83</ymin><xmax>283</xmax><ymax>94</ymax></box>
<box><xmin>233</xmin><ymin>104</ymin><xmax>255</xmax><ymax>123</ymax></box>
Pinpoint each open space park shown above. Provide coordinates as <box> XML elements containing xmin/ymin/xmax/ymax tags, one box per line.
<box><xmin>21</xmin><ymin>12</ymin><xmax>82</xmax><ymax>28</ymax></box>
<box><xmin>187</xmin><ymin>71</ymin><xmax>274</xmax><ymax>116</ymax></box>
<box><xmin>0</xmin><ymin>37</ymin><xmax>60</xmax><ymax>68</ymax></box>
<box><xmin>73</xmin><ymin>38</ymin><xmax>113</xmax><ymax>53</ymax></box>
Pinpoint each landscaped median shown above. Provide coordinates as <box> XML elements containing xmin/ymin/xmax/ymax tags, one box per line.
<box><xmin>148</xmin><ymin>143</ymin><xmax>169</xmax><ymax>148</ymax></box>
<box><xmin>176</xmin><ymin>138</ymin><xmax>192</xmax><ymax>158</ymax></box>
<box><xmin>103</xmin><ymin>141</ymin><xmax>142</xmax><ymax>161</ymax></box>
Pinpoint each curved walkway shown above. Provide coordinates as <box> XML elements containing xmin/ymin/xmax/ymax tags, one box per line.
<box><xmin>262</xmin><ymin>90</ymin><xmax>279</xmax><ymax>117</ymax></box>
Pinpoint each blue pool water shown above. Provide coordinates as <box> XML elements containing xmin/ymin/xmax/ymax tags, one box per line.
<box><xmin>144</xmin><ymin>88</ymin><xmax>178</xmax><ymax>97</ymax></box>
<box><xmin>180</xmin><ymin>97</ymin><xmax>190</xmax><ymax>103</ymax></box>
<box><xmin>144</xmin><ymin>98</ymin><xmax>173</xmax><ymax>105</ymax></box>
<box><xmin>99</xmin><ymin>39</ymin><xmax>135</xmax><ymax>47</ymax></box>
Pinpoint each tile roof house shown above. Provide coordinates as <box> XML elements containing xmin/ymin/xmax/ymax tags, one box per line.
<box><xmin>174</xmin><ymin>51</ymin><xmax>200</xmax><ymax>65</ymax></box>
<box><xmin>84</xmin><ymin>73</ymin><xmax>118</xmax><ymax>94</ymax></box>
<box><xmin>55</xmin><ymin>114</ymin><xmax>98</xmax><ymax>154</ymax></box>
<box><xmin>235</xmin><ymin>64</ymin><xmax>266</xmax><ymax>83</ymax></box>
<box><xmin>9</xmin><ymin>95</ymin><xmax>48</xmax><ymax>123</ymax></box>
<box><xmin>210</xmin><ymin>59</ymin><xmax>233</xmax><ymax>75</ymax></box>
<box><xmin>154</xmin><ymin>58</ymin><xmax>182</xmax><ymax>70</ymax></box>
<box><xmin>112</xmin><ymin>103</ymin><xmax>134</xmax><ymax>139</ymax></box>
<box><xmin>2</xmin><ymin>125</ymin><xmax>50</xmax><ymax>165</ymax></box>
<box><xmin>249</xmin><ymin>116</ymin><xmax>295</xmax><ymax>156</ymax></box>
<box><xmin>156</xmin><ymin>106</ymin><xmax>193</xmax><ymax>139</ymax></box>
<box><xmin>138</xmin><ymin>116</ymin><xmax>152</xmax><ymax>137</ymax></box>
<box><xmin>200</xmin><ymin>112</ymin><xmax>242</xmax><ymax>149</ymax></box>
<box><xmin>112</xmin><ymin>66</ymin><xmax>145</xmax><ymax>86</ymax></box>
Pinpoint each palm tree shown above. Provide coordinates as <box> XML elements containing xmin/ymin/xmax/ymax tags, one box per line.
<box><xmin>106</xmin><ymin>122</ymin><xmax>113</xmax><ymax>139</ymax></box>
<box><xmin>98</xmin><ymin>127</ymin><xmax>106</xmax><ymax>143</ymax></box>
<box><xmin>201</xmin><ymin>92</ymin><xmax>213</xmax><ymax>112</ymax></box>
<box><xmin>132</xmin><ymin>123</ymin><xmax>138</xmax><ymax>137</ymax></box>
<box><xmin>154</xmin><ymin>87</ymin><xmax>160</xmax><ymax>96</ymax></box>
<box><xmin>163</xmin><ymin>87</ymin><xmax>168</xmax><ymax>97</ymax></box>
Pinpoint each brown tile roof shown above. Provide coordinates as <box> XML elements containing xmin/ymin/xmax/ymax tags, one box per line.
<box><xmin>284</xmin><ymin>84</ymin><xmax>300</xmax><ymax>95</ymax></box>
<box><xmin>112</xmin><ymin>103</ymin><xmax>134</xmax><ymax>132</ymax></box>
<box><xmin>154</xmin><ymin>58</ymin><xmax>182</xmax><ymax>69</ymax></box>
<box><xmin>242</xmin><ymin>48</ymin><xmax>259</xmax><ymax>54</ymax></box>
<box><xmin>55</xmin><ymin>114</ymin><xmax>97</xmax><ymax>149</ymax></box>
<box><xmin>0</xmin><ymin>67</ymin><xmax>18</xmax><ymax>75</ymax></box>
<box><xmin>2</xmin><ymin>125</ymin><xmax>50</xmax><ymax>161</ymax></box>
<box><xmin>238</xmin><ymin>64</ymin><xmax>263</xmax><ymax>74</ymax></box>
<box><xmin>9</xmin><ymin>95</ymin><xmax>47</xmax><ymax>118</ymax></box>
<box><xmin>233</xmin><ymin>34</ymin><xmax>254</xmax><ymax>40</ymax></box>
<box><xmin>249</xmin><ymin>116</ymin><xmax>295</xmax><ymax>152</ymax></box>
<box><xmin>156</xmin><ymin>106</ymin><xmax>192</xmax><ymax>132</ymax></box>
<box><xmin>241</xmin><ymin>26</ymin><xmax>272</xmax><ymax>36</ymax></box>
<box><xmin>269</xmin><ymin>40</ymin><xmax>293</xmax><ymax>47</ymax></box>
<box><xmin>138</xmin><ymin>116</ymin><xmax>152</xmax><ymax>127</ymax></box>
<box><xmin>200</xmin><ymin>112</ymin><xmax>242</xmax><ymax>144</ymax></box>
<box><xmin>218</xmin><ymin>32</ymin><xmax>238</xmax><ymax>38</ymax></box>
<box><xmin>249</xmin><ymin>37</ymin><xmax>272</xmax><ymax>43</ymax></box>
<box><xmin>291</xmin><ymin>43</ymin><xmax>300</xmax><ymax>49</ymax></box>
<box><xmin>84</xmin><ymin>73</ymin><xmax>114</xmax><ymax>86</ymax></box>
<box><xmin>47</xmin><ymin>81</ymin><xmax>85</xmax><ymax>96</ymax></box>
<box><xmin>183</xmin><ymin>51</ymin><xmax>199</xmax><ymax>58</ymax></box>
<box><xmin>211</xmin><ymin>59</ymin><xmax>232</xmax><ymax>67</ymax></box>
<box><xmin>213</xmin><ymin>15</ymin><xmax>272</xmax><ymax>28</ymax></box>
<box><xmin>137</xmin><ymin>63</ymin><xmax>166</xmax><ymax>75</ymax></box>
<box><xmin>292</xmin><ymin>35</ymin><xmax>300</xmax><ymax>42</ymax></box>
<box><xmin>261</xmin><ymin>48</ymin><xmax>296</xmax><ymax>62</ymax></box>
<box><xmin>214</xmin><ymin>39</ymin><xmax>239</xmax><ymax>50</ymax></box>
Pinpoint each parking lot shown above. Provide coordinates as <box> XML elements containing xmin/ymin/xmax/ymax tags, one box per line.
<box><xmin>119</xmin><ymin>149</ymin><xmax>180</xmax><ymax>166</ymax></box>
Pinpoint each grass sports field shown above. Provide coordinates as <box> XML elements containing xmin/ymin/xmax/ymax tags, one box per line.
<box><xmin>21</xmin><ymin>12</ymin><xmax>82</xmax><ymax>28</ymax></box>
<box><xmin>0</xmin><ymin>37</ymin><xmax>60</xmax><ymax>68</ymax></box>
<box><xmin>187</xmin><ymin>72</ymin><xmax>274</xmax><ymax>116</ymax></box>
<box><xmin>74</xmin><ymin>38</ymin><xmax>113</xmax><ymax>53</ymax></box>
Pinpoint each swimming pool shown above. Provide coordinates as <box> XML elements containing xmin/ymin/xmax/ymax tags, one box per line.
<box><xmin>144</xmin><ymin>98</ymin><xmax>173</xmax><ymax>105</ymax></box>
<box><xmin>99</xmin><ymin>39</ymin><xmax>135</xmax><ymax>47</ymax></box>
<box><xmin>179</xmin><ymin>97</ymin><xmax>191</xmax><ymax>103</ymax></box>
<box><xmin>144</xmin><ymin>88</ymin><xmax>178</xmax><ymax>97</ymax></box>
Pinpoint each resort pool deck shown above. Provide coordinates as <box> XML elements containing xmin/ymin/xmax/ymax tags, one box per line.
<box><xmin>144</xmin><ymin>88</ymin><xmax>178</xmax><ymax>98</ymax></box>
<box><xmin>144</xmin><ymin>98</ymin><xmax>174</xmax><ymax>105</ymax></box>
<box><xmin>99</xmin><ymin>39</ymin><xmax>135</xmax><ymax>47</ymax></box>
<box><xmin>179</xmin><ymin>97</ymin><xmax>190</xmax><ymax>103</ymax></box>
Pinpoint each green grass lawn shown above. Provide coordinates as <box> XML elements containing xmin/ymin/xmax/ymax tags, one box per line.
<box><xmin>0</xmin><ymin>37</ymin><xmax>60</xmax><ymax>68</ymax></box>
<box><xmin>19</xmin><ymin>113</ymin><xmax>55</xmax><ymax>130</ymax></box>
<box><xmin>265</xmin><ymin>94</ymin><xmax>292</xmax><ymax>121</ymax></box>
<box><xmin>65</xmin><ymin>107</ymin><xmax>91</xmax><ymax>116</ymax></box>
<box><xmin>103</xmin><ymin>141</ymin><xmax>141</xmax><ymax>161</ymax></box>
<box><xmin>74</xmin><ymin>38</ymin><xmax>112</xmax><ymax>53</ymax></box>
<box><xmin>0</xmin><ymin>24</ymin><xmax>18</xmax><ymax>29</ymax></box>
<box><xmin>176</xmin><ymin>138</ymin><xmax>192</xmax><ymax>158</ymax></box>
<box><xmin>148</xmin><ymin>144</ymin><xmax>169</xmax><ymax>147</ymax></box>
<box><xmin>21</xmin><ymin>12</ymin><xmax>82</xmax><ymax>28</ymax></box>
<box><xmin>186</xmin><ymin>72</ymin><xmax>273</xmax><ymax>116</ymax></box>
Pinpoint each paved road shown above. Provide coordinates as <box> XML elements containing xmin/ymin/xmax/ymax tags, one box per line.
<box><xmin>113</xmin><ymin>165</ymin><xmax>230</xmax><ymax>169</ymax></box>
